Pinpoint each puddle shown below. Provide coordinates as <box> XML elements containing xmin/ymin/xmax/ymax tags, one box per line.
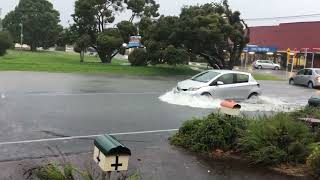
<box><xmin>159</xmin><ymin>90</ymin><xmax>306</xmax><ymax>112</ymax></box>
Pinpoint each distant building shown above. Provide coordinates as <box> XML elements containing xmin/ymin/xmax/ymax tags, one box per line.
<box><xmin>249</xmin><ymin>21</ymin><xmax>320</xmax><ymax>68</ymax></box>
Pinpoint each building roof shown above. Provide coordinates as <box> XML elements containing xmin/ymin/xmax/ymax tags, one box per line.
<box><xmin>250</xmin><ymin>21</ymin><xmax>320</xmax><ymax>52</ymax></box>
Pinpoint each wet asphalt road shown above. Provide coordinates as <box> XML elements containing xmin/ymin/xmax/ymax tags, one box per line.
<box><xmin>0</xmin><ymin>72</ymin><xmax>212</xmax><ymax>161</ymax></box>
<box><xmin>0</xmin><ymin>71</ymin><xmax>318</xmax><ymax>160</ymax></box>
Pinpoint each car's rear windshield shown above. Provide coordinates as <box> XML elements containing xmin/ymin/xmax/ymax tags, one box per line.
<box><xmin>192</xmin><ymin>71</ymin><xmax>220</xmax><ymax>83</ymax></box>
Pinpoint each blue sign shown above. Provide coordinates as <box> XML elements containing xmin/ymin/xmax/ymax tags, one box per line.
<box><xmin>128</xmin><ymin>36</ymin><xmax>142</xmax><ymax>48</ymax></box>
<box><xmin>128</xmin><ymin>42</ymin><xmax>141</xmax><ymax>48</ymax></box>
<box><xmin>243</xmin><ymin>46</ymin><xmax>277</xmax><ymax>53</ymax></box>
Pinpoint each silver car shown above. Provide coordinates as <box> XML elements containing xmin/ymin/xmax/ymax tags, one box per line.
<box><xmin>289</xmin><ymin>68</ymin><xmax>320</xmax><ymax>88</ymax></box>
<box><xmin>253</xmin><ymin>60</ymin><xmax>281</xmax><ymax>70</ymax></box>
<box><xmin>175</xmin><ymin>70</ymin><xmax>262</xmax><ymax>100</ymax></box>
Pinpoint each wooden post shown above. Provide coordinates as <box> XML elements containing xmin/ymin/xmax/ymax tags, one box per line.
<box><xmin>312</xmin><ymin>52</ymin><xmax>315</xmax><ymax>68</ymax></box>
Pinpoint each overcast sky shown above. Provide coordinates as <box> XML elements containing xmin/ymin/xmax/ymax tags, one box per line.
<box><xmin>1</xmin><ymin>0</ymin><xmax>320</xmax><ymax>27</ymax></box>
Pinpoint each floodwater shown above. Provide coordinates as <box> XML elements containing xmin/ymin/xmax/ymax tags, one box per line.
<box><xmin>159</xmin><ymin>90</ymin><xmax>305</xmax><ymax>112</ymax></box>
<box><xmin>159</xmin><ymin>80</ymin><xmax>320</xmax><ymax>113</ymax></box>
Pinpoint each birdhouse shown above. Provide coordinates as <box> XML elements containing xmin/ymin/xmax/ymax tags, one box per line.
<box><xmin>93</xmin><ymin>134</ymin><xmax>131</xmax><ymax>172</ymax></box>
<box><xmin>220</xmin><ymin>100</ymin><xmax>241</xmax><ymax>116</ymax></box>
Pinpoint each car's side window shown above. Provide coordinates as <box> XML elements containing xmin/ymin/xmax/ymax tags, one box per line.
<box><xmin>236</xmin><ymin>74</ymin><xmax>249</xmax><ymax>83</ymax></box>
<box><xmin>217</xmin><ymin>74</ymin><xmax>234</xmax><ymax>85</ymax></box>
<box><xmin>303</xmin><ymin>69</ymin><xmax>312</xmax><ymax>75</ymax></box>
<box><xmin>297</xmin><ymin>70</ymin><xmax>305</xmax><ymax>75</ymax></box>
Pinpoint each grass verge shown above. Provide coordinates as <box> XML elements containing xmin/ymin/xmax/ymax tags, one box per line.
<box><xmin>252</xmin><ymin>73</ymin><xmax>284</xmax><ymax>81</ymax></box>
<box><xmin>0</xmin><ymin>50</ymin><xmax>198</xmax><ymax>76</ymax></box>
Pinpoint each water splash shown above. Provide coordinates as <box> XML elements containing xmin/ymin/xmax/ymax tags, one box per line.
<box><xmin>159</xmin><ymin>90</ymin><xmax>306</xmax><ymax>112</ymax></box>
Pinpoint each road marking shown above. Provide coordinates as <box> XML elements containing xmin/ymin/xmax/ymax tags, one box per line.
<box><xmin>25</xmin><ymin>92</ymin><xmax>162</xmax><ymax>96</ymax></box>
<box><xmin>0</xmin><ymin>129</ymin><xmax>179</xmax><ymax>146</ymax></box>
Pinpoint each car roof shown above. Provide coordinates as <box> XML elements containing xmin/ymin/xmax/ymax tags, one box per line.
<box><xmin>306</xmin><ymin>68</ymin><xmax>320</xmax><ymax>70</ymax></box>
<box><xmin>207</xmin><ymin>70</ymin><xmax>251</xmax><ymax>76</ymax></box>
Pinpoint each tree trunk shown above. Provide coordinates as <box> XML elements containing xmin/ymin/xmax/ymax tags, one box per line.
<box><xmin>97</xmin><ymin>50</ymin><xmax>108</xmax><ymax>63</ymax></box>
<box><xmin>105</xmin><ymin>56</ymin><xmax>112</xmax><ymax>63</ymax></box>
<box><xmin>30</xmin><ymin>44</ymin><xmax>37</xmax><ymax>51</ymax></box>
<box><xmin>80</xmin><ymin>51</ymin><xmax>84</xmax><ymax>63</ymax></box>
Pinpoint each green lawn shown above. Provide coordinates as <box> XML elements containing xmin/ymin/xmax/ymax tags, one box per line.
<box><xmin>0</xmin><ymin>50</ymin><xmax>198</xmax><ymax>76</ymax></box>
<box><xmin>252</xmin><ymin>73</ymin><xmax>284</xmax><ymax>81</ymax></box>
<box><xmin>0</xmin><ymin>50</ymin><xmax>284</xmax><ymax>80</ymax></box>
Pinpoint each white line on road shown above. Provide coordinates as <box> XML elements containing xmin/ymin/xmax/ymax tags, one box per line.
<box><xmin>0</xmin><ymin>129</ymin><xmax>179</xmax><ymax>146</ymax></box>
<box><xmin>26</xmin><ymin>92</ymin><xmax>163</xmax><ymax>96</ymax></box>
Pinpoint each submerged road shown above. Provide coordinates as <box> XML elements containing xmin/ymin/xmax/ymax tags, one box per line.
<box><xmin>0</xmin><ymin>71</ymin><xmax>318</xmax><ymax>161</ymax></box>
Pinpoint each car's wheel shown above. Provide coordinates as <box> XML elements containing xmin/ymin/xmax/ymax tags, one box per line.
<box><xmin>248</xmin><ymin>93</ymin><xmax>259</xmax><ymax>99</ymax></box>
<box><xmin>308</xmin><ymin>81</ymin><xmax>314</xmax><ymax>89</ymax></box>
<box><xmin>258</xmin><ymin>65</ymin><xmax>262</xmax><ymax>69</ymax></box>
<box><xmin>289</xmin><ymin>79</ymin><xmax>295</xmax><ymax>85</ymax></box>
<box><xmin>201</xmin><ymin>92</ymin><xmax>212</xmax><ymax>98</ymax></box>
<box><xmin>274</xmin><ymin>66</ymin><xmax>279</xmax><ymax>70</ymax></box>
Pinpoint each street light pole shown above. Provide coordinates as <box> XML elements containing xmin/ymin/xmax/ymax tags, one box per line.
<box><xmin>19</xmin><ymin>23</ymin><xmax>23</xmax><ymax>50</ymax></box>
<box><xmin>0</xmin><ymin>8</ymin><xmax>2</xmax><ymax>31</ymax></box>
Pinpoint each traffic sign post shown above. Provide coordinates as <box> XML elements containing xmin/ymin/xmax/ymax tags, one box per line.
<box><xmin>287</xmin><ymin>48</ymin><xmax>291</xmax><ymax>79</ymax></box>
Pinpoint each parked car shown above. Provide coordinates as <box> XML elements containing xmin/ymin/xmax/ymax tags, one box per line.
<box><xmin>253</xmin><ymin>60</ymin><xmax>280</xmax><ymax>70</ymax></box>
<box><xmin>174</xmin><ymin>70</ymin><xmax>262</xmax><ymax>100</ymax></box>
<box><xmin>289</xmin><ymin>68</ymin><xmax>320</xmax><ymax>88</ymax></box>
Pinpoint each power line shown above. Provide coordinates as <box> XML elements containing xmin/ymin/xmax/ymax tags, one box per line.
<box><xmin>244</xmin><ymin>13</ymin><xmax>320</xmax><ymax>21</ymax></box>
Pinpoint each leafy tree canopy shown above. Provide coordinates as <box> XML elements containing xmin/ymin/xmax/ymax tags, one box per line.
<box><xmin>3</xmin><ymin>0</ymin><xmax>62</xmax><ymax>51</ymax></box>
<box><xmin>96</xmin><ymin>28</ymin><xmax>123</xmax><ymax>63</ymax></box>
<box><xmin>178</xmin><ymin>1</ymin><xmax>249</xmax><ymax>69</ymax></box>
<box><xmin>72</xmin><ymin>0</ymin><xmax>124</xmax><ymax>63</ymax></box>
<box><xmin>139</xmin><ymin>0</ymin><xmax>249</xmax><ymax>69</ymax></box>
<box><xmin>117</xmin><ymin>21</ymin><xmax>137</xmax><ymax>43</ymax></box>
<box><xmin>126</xmin><ymin>0</ymin><xmax>160</xmax><ymax>22</ymax></box>
<box><xmin>0</xmin><ymin>31</ymin><xmax>12</xmax><ymax>56</ymax></box>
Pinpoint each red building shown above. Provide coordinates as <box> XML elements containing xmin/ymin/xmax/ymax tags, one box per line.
<box><xmin>249</xmin><ymin>21</ymin><xmax>320</xmax><ymax>67</ymax></box>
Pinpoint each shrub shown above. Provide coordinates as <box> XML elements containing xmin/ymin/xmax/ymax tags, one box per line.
<box><xmin>34</xmin><ymin>164</ymin><xmax>74</xmax><ymax>180</ymax></box>
<box><xmin>0</xmin><ymin>31</ymin><xmax>12</xmax><ymax>56</ymax></box>
<box><xmin>163</xmin><ymin>45</ymin><xmax>189</xmax><ymax>65</ymax></box>
<box><xmin>128</xmin><ymin>48</ymin><xmax>148</xmax><ymax>66</ymax></box>
<box><xmin>29</xmin><ymin>163</ymin><xmax>140</xmax><ymax>180</ymax></box>
<box><xmin>239</xmin><ymin>113</ymin><xmax>313</xmax><ymax>165</ymax></box>
<box><xmin>307</xmin><ymin>145</ymin><xmax>320</xmax><ymax>178</ymax></box>
<box><xmin>170</xmin><ymin>113</ymin><xmax>248</xmax><ymax>152</ymax></box>
<box><xmin>290</xmin><ymin>106</ymin><xmax>320</xmax><ymax>120</ymax></box>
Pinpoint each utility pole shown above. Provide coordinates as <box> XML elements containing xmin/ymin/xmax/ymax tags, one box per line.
<box><xmin>304</xmin><ymin>48</ymin><xmax>308</xmax><ymax>69</ymax></box>
<box><xmin>0</xmin><ymin>8</ymin><xmax>3</xmax><ymax>31</ymax></box>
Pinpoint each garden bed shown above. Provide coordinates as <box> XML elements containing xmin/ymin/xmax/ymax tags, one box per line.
<box><xmin>170</xmin><ymin>106</ymin><xmax>320</xmax><ymax>179</ymax></box>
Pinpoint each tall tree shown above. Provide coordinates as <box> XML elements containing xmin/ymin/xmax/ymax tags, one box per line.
<box><xmin>97</xmin><ymin>28</ymin><xmax>123</xmax><ymax>63</ymax></box>
<box><xmin>0</xmin><ymin>31</ymin><xmax>12</xmax><ymax>56</ymax></box>
<box><xmin>178</xmin><ymin>1</ymin><xmax>249</xmax><ymax>69</ymax></box>
<box><xmin>126</xmin><ymin>0</ymin><xmax>160</xmax><ymax>22</ymax></box>
<box><xmin>3</xmin><ymin>0</ymin><xmax>62</xmax><ymax>51</ymax></box>
<box><xmin>74</xmin><ymin>34</ymin><xmax>91</xmax><ymax>63</ymax></box>
<box><xmin>72</xmin><ymin>0</ymin><xmax>124</xmax><ymax>63</ymax></box>
<box><xmin>117</xmin><ymin>21</ymin><xmax>137</xmax><ymax>43</ymax></box>
<box><xmin>139</xmin><ymin>16</ymin><xmax>181</xmax><ymax>65</ymax></box>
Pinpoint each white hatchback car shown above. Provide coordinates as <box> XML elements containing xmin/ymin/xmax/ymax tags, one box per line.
<box><xmin>253</xmin><ymin>60</ymin><xmax>281</xmax><ymax>70</ymax></box>
<box><xmin>175</xmin><ymin>70</ymin><xmax>262</xmax><ymax>100</ymax></box>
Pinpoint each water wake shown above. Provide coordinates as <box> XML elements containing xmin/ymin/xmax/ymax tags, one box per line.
<box><xmin>159</xmin><ymin>90</ymin><xmax>306</xmax><ymax>112</ymax></box>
